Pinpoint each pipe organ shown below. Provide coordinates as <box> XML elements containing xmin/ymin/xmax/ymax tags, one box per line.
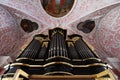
<box><xmin>1</xmin><ymin>28</ymin><xmax>116</xmax><ymax>80</ymax></box>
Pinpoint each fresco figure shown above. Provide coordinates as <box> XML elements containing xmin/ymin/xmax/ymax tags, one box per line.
<box><xmin>40</xmin><ymin>0</ymin><xmax>74</xmax><ymax>17</ymax></box>
<box><xmin>47</xmin><ymin>0</ymin><xmax>56</xmax><ymax>14</ymax></box>
<box><xmin>77</xmin><ymin>20</ymin><xmax>95</xmax><ymax>33</ymax></box>
<box><xmin>60</xmin><ymin>0</ymin><xmax>66</xmax><ymax>12</ymax></box>
<box><xmin>20</xmin><ymin>19</ymin><xmax>38</xmax><ymax>33</ymax></box>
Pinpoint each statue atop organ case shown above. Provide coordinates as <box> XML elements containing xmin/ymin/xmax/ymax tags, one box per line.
<box><xmin>1</xmin><ymin>28</ymin><xmax>116</xmax><ymax>80</ymax></box>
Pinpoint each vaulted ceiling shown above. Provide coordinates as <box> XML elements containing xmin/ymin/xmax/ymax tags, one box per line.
<box><xmin>0</xmin><ymin>0</ymin><xmax>120</xmax><ymax>70</ymax></box>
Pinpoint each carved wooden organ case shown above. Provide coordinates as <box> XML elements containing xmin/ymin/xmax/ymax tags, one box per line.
<box><xmin>1</xmin><ymin>28</ymin><xmax>116</xmax><ymax>80</ymax></box>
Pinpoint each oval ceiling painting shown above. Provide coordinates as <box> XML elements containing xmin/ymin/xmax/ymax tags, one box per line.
<box><xmin>40</xmin><ymin>0</ymin><xmax>75</xmax><ymax>17</ymax></box>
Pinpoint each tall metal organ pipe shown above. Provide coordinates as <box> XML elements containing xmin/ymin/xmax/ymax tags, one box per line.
<box><xmin>67</xmin><ymin>41</ymin><xmax>80</xmax><ymax>59</ymax></box>
<box><xmin>71</xmin><ymin>36</ymin><xmax>97</xmax><ymax>59</ymax></box>
<box><xmin>18</xmin><ymin>38</ymin><xmax>42</xmax><ymax>59</ymax></box>
<box><xmin>45</xmin><ymin>29</ymin><xmax>72</xmax><ymax>75</ymax></box>
<box><xmin>48</xmin><ymin>32</ymin><xmax>68</xmax><ymax>59</ymax></box>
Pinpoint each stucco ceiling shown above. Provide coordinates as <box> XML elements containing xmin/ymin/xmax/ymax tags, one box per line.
<box><xmin>0</xmin><ymin>0</ymin><xmax>120</xmax><ymax>72</ymax></box>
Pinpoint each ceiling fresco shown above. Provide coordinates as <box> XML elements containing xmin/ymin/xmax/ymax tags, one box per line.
<box><xmin>40</xmin><ymin>0</ymin><xmax>75</xmax><ymax>17</ymax></box>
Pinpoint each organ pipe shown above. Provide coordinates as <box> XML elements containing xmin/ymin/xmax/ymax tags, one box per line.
<box><xmin>37</xmin><ymin>41</ymin><xmax>49</xmax><ymax>59</ymax></box>
<box><xmin>70</xmin><ymin>35</ymin><xmax>97</xmax><ymax>59</ymax></box>
<box><xmin>67</xmin><ymin>41</ymin><xmax>80</xmax><ymax>59</ymax></box>
<box><xmin>18</xmin><ymin>37</ymin><xmax>42</xmax><ymax>59</ymax></box>
<box><xmin>48</xmin><ymin>30</ymin><xmax>68</xmax><ymax>59</ymax></box>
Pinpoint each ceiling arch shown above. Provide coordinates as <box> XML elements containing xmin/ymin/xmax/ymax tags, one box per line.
<box><xmin>0</xmin><ymin>0</ymin><xmax>120</xmax><ymax>29</ymax></box>
<box><xmin>0</xmin><ymin>6</ymin><xmax>19</xmax><ymax>57</ymax></box>
<box><xmin>95</xmin><ymin>5</ymin><xmax>120</xmax><ymax>58</ymax></box>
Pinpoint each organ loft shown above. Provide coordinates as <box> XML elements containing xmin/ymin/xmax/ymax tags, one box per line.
<box><xmin>0</xmin><ymin>28</ymin><xmax>116</xmax><ymax>80</ymax></box>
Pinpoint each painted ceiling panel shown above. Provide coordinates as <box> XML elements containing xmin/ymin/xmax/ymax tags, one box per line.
<box><xmin>95</xmin><ymin>5</ymin><xmax>120</xmax><ymax>58</ymax></box>
<box><xmin>0</xmin><ymin>6</ymin><xmax>19</xmax><ymax>56</ymax></box>
<box><xmin>68</xmin><ymin>3</ymin><xmax>120</xmax><ymax>59</ymax></box>
<box><xmin>0</xmin><ymin>0</ymin><xmax>120</xmax><ymax>29</ymax></box>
